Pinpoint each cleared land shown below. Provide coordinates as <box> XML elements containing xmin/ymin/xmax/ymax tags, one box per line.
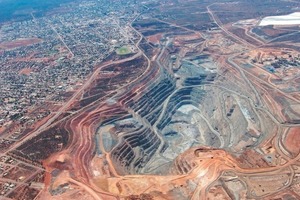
<box><xmin>0</xmin><ymin>38</ymin><xmax>42</xmax><ymax>50</ymax></box>
<box><xmin>260</xmin><ymin>12</ymin><xmax>300</xmax><ymax>26</ymax></box>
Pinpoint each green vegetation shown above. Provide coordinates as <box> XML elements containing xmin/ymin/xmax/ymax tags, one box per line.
<box><xmin>116</xmin><ymin>46</ymin><xmax>132</xmax><ymax>55</ymax></box>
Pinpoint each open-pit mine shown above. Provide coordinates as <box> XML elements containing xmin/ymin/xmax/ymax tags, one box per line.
<box><xmin>1</xmin><ymin>0</ymin><xmax>300</xmax><ymax>199</ymax></box>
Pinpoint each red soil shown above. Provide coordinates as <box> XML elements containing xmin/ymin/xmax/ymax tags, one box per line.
<box><xmin>0</xmin><ymin>38</ymin><xmax>42</xmax><ymax>50</ymax></box>
<box><xmin>263</xmin><ymin>27</ymin><xmax>295</xmax><ymax>37</ymax></box>
<box><xmin>19</xmin><ymin>68</ymin><xmax>33</xmax><ymax>75</ymax></box>
<box><xmin>147</xmin><ymin>33</ymin><xmax>162</xmax><ymax>45</ymax></box>
<box><xmin>284</xmin><ymin>127</ymin><xmax>300</xmax><ymax>156</ymax></box>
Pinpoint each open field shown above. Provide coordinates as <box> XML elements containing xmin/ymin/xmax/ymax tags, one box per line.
<box><xmin>115</xmin><ymin>46</ymin><xmax>133</xmax><ymax>55</ymax></box>
<box><xmin>0</xmin><ymin>38</ymin><xmax>42</xmax><ymax>50</ymax></box>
